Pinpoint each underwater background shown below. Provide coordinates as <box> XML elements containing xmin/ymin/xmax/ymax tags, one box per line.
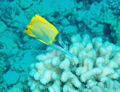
<box><xmin>0</xmin><ymin>0</ymin><xmax>120</xmax><ymax>92</ymax></box>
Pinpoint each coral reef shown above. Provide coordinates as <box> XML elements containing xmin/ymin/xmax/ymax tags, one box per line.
<box><xmin>0</xmin><ymin>21</ymin><xmax>6</xmax><ymax>33</ymax></box>
<box><xmin>28</xmin><ymin>34</ymin><xmax>120</xmax><ymax>91</ymax></box>
<box><xmin>3</xmin><ymin>71</ymin><xmax>19</xmax><ymax>85</ymax></box>
<box><xmin>0</xmin><ymin>0</ymin><xmax>120</xmax><ymax>91</ymax></box>
<box><xmin>0</xmin><ymin>1</ymin><xmax>28</xmax><ymax>32</ymax></box>
<box><xmin>74</xmin><ymin>0</ymin><xmax>120</xmax><ymax>45</ymax></box>
<box><xmin>107</xmin><ymin>0</ymin><xmax>120</xmax><ymax>15</ymax></box>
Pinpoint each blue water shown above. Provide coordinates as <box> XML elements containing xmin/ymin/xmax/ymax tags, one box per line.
<box><xmin>0</xmin><ymin>0</ymin><xmax>120</xmax><ymax>92</ymax></box>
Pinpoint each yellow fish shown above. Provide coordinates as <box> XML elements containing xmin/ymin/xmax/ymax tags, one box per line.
<box><xmin>24</xmin><ymin>14</ymin><xmax>59</xmax><ymax>45</ymax></box>
<box><xmin>24</xmin><ymin>14</ymin><xmax>75</xmax><ymax>58</ymax></box>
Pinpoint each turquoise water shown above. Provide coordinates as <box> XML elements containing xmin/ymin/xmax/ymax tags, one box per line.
<box><xmin>0</xmin><ymin>0</ymin><xmax>120</xmax><ymax>92</ymax></box>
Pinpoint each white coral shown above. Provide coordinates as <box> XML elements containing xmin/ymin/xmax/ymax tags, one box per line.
<box><xmin>28</xmin><ymin>34</ymin><xmax>120</xmax><ymax>91</ymax></box>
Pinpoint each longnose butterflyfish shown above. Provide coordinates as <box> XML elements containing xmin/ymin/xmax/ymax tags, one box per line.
<box><xmin>24</xmin><ymin>14</ymin><xmax>75</xmax><ymax>58</ymax></box>
<box><xmin>24</xmin><ymin>14</ymin><xmax>59</xmax><ymax>45</ymax></box>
